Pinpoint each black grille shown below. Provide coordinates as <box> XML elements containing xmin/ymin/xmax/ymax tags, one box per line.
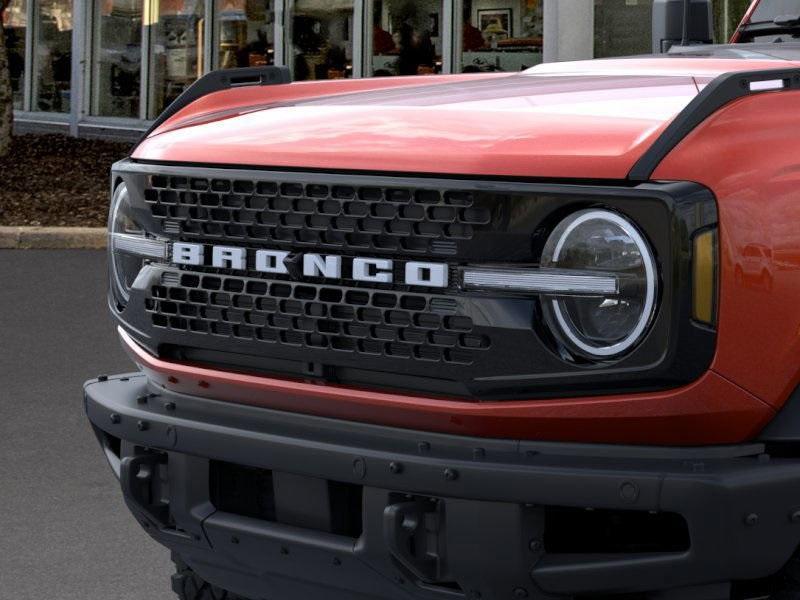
<box><xmin>117</xmin><ymin>163</ymin><xmax>718</xmax><ymax>399</ymax></box>
<box><xmin>144</xmin><ymin>175</ymin><xmax>492</xmax><ymax>256</ymax></box>
<box><xmin>146</xmin><ymin>270</ymin><xmax>491</xmax><ymax>365</ymax></box>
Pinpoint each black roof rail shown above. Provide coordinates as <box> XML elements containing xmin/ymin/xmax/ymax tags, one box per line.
<box><xmin>628</xmin><ymin>67</ymin><xmax>800</xmax><ymax>181</ymax></box>
<box><xmin>135</xmin><ymin>65</ymin><xmax>291</xmax><ymax>149</ymax></box>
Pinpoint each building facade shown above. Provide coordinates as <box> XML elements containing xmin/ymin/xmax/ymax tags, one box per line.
<box><xmin>3</xmin><ymin>0</ymin><xmax>751</xmax><ymax>139</ymax></box>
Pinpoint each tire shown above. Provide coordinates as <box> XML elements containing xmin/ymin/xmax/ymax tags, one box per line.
<box><xmin>171</xmin><ymin>554</ymin><xmax>250</xmax><ymax>600</ymax></box>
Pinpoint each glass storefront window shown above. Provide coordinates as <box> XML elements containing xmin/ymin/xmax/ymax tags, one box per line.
<box><xmin>215</xmin><ymin>0</ymin><xmax>275</xmax><ymax>69</ymax></box>
<box><xmin>594</xmin><ymin>0</ymin><xmax>653</xmax><ymax>58</ymax></box>
<box><xmin>288</xmin><ymin>0</ymin><xmax>354</xmax><ymax>81</ymax></box>
<box><xmin>371</xmin><ymin>0</ymin><xmax>443</xmax><ymax>76</ymax></box>
<box><xmin>460</xmin><ymin>0</ymin><xmax>543</xmax><ymax>73</ymax></box>
<box><xmin>147</xmin><ymin>0</ymin><xmax>205</xmax><ymax>119</ymax></box>
<box><xmin>91</xmin><ymin>0</ymin><xmax>143</xmax><ymax>118</ymax></box>
<box><xmin>33</xmin><ymin>0</ymin><xmax>72</xmax><ymax>113</ymax></box>
<box><xmin>2</xmin><ymin>0</ymin><xmax>26</xmax><ymax>110</ymax></box>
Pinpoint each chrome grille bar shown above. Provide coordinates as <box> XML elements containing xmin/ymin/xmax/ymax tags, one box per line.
<box><xmin>462</xmin><ymin>267</ymin><xmax>619</xmax><ymax>296</ymax></box>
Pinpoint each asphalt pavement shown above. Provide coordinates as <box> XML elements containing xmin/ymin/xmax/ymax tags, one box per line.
<box><xmin>0</xmin><ymin>250</ymin><xmax>173</xmax><ymax>600</ymax></box>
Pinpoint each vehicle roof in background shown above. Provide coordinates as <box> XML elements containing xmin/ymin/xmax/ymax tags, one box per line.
<box><xmin>666</xmin><ymin>42</ymin><xmax>800</xmax><ymax>60</ymax></box>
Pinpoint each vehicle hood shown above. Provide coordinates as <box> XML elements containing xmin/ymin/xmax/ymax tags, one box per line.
<box><xmin>133</xmin><ymin>57</ymin><xmax>795</xmax><ymax>179</ymax></box>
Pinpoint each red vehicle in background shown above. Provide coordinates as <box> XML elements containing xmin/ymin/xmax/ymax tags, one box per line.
<box><xmin>85</xmin><ymin>1</ymin><xmax>800</xmax><ymax>598</ymax></box>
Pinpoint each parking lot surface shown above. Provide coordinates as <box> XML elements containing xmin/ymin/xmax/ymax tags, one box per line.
<box><xmin>0</xmin><ymin>250</ymin><xmax>173</xmax><ymax>600</ymax></box>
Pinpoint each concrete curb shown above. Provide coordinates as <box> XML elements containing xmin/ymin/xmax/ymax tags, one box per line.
<box><xmin>0</xmin><ymin>227</ymin><xmax>107</xmax><ymax>250</ymax></box>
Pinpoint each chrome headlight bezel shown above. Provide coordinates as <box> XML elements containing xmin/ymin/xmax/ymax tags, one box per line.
<box><xmin>540</xmin><ymin>209</ymin><xmax>659</xmax><ymax>360</ymax></box>
<box><xmin>108</xmin><ymin>182</ymin><xmax>167</xmax><ymax>307</ymax></box>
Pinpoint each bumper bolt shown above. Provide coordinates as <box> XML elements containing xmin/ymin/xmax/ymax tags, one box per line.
<box><xmin>744</xmin><ymin>513</ymin><xmax>759</xmax><ymax>527</ymax></box>
<box><xmin>418</xmin><ymin>442</ymin><xmax>430</xmax><ymax>453</ymax></box>
<box><xmin>137</xmin><ymin>420</ymin><xmax>149</xmax><ymax>431</ymax></box>
<box><xmin>109</xmin><ymin>413</ymin><xmax>121</xmax><ymax>424</ymax></box>
<box><xmin>619</xmin><ymin>481</ymin><xmax>639</xmax><ymax>503</ymax></box>
<box><xmin>165</xmin><ymin>402</ymin><xmax>176</xmax><ymax>411</ymax></box>
<box><xmin>332</xmin><ymin>557</ymin><xmax>342</xmax><ymax>566</ymax></box>
<box><xmin>444</xmin><ymin>468</ymin><xmax>458</xmax><ymax>481</ymax></box>
<box><xmin>280</xmin><ymin>547</ymin><xmax>289</xmax><ymax>555</ymax></box>
<box><xmin>136</xmin><ymin>395</ymin><xmax>149</xmax><ymax>405</ymax></box>
<box><xmin>529</xmin><ymin>539</ymin><xmax>543</xmax><ymax>552</ymax></box>
<box><xmin>352</xmin><ymin>457</ymin><xmax>367</xmax><ymax>480</ymax></box>
<box><xmin>513</xmin><ymin>588</ymin><xmax>529</xmax><ymax>599</ymax></box>
<box><xmin>389</xmin><ymin>462</ymin><xmax>403</xmax><ymax>474</ymax></box>
<box><xmin>230</xmin><ymin>536</ymin><xmax>239</xmax><ymax>544</ymax></box>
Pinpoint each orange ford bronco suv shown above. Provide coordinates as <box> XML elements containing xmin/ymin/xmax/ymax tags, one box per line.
<box><xmin>85</xmin><ymin>1</ymin><xmax>800</xmax><ymax>598</ymax></box>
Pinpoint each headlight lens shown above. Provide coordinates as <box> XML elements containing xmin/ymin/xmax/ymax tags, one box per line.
<box><xmin>540</xmin><ymin>209</ymin><xmax>657</xmax><ymax>359</ymax></box>
<box><xmin>109</xmin><ymin>183</ymin><xmax>167</xmax><ymax>304</ymax></box>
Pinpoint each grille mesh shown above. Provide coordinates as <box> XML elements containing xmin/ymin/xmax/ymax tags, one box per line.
<box><xmin>146</xmin><ymin>271</ymin><xmax>491</xmax><ymax>365</ymax></box>
<box><xmin>144</xmin><ymin>175</ymin><xmax>492</xmax><ymax>255</ymax></box>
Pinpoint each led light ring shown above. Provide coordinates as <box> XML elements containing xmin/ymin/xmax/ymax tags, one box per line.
<box><xmin>109</xmin><ymin>184</ymin><xmax>133</xmax><ymax>302</ymax></box>
<box><xmin>548</xmin><ymin>209</ymin><xmax>657</xmax><ymax>358</ymax></box>
<box><xmin>110</xmin><ymin>184</ymin><xmax>167</xmax><ymax>303</ymax></box>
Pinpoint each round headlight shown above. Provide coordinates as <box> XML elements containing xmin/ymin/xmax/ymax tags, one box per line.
<box><xmin>540</xmin><ymin>209</ymin><xmax>657</xmax><ymax>359</ymax></box>
<box><xmin>109</xmin><ymin>183</ymin><xmax>166</xmax><ymax>304</ymax></box>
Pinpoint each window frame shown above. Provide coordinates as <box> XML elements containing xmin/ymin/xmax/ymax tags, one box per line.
<box><xmin>22</xmin><ymin>0</ymin><xmax>33</xmax><ymax>112</ymax></box>
<box><xmin>86</xmin><ymin>0</ymin><xmax>147</xmax><ymax>120</ymax></box>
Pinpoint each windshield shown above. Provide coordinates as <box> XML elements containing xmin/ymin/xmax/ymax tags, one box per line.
<box><xmin>739</xmin><ymin>0</ymin><xmax>800</xmax><ymax>42</ymax></box>
<box><xmin>751</xmin><ymin>0</ymin><xmax>800</xmax><ymax>22</ymax></box>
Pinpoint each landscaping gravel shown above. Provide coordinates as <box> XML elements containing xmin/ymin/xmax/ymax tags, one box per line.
<box><xmin>0</xmin><ymin>134</ymin><xmax>131</xmax><ymax>227</ymax></box>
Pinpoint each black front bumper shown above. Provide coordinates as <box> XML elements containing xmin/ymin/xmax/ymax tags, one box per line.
<box><xmin>85</xmin><ymin>374</ymin><xmax>800</xmax><ymax>600</ymax></box>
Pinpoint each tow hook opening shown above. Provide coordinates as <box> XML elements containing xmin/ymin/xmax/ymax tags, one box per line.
<box><xmin>383</xmin><ymin>494</ymin><xmax>544</xmax><ymax>595</ymax></box>
<box><xmin>121</xmin><ymin>449</ymin><xmax>171</xmax><ymax>531</ymax></box>
<box><xmin>383</xmin><ymin>495</ymin><xmax>447</xmax><ymax>584</ymax></box>
<box><xmin>383</xmin><ymin>495</ymin><xmax>455</xmax><ymax>588</ymax></box>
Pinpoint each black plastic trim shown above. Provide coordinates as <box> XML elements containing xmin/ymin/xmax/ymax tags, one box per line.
<box><xmin>759</xmin><ymin>383</ymin><xmax>800</xmax><ymax>445</ymax></box>
<box><xmin>86</xmin><ymin>374</ymin><xmax>800</xmax><ymax>600</ymax></box>
<box><xmin>629</xmin><ymin>67</ymin><xmax>800</xmax><ymax>181</ymax></box>
<box><xmin>135</xmin><ymin>66</ymin><xmax>291</xmax><ymax>150</ymax></box>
